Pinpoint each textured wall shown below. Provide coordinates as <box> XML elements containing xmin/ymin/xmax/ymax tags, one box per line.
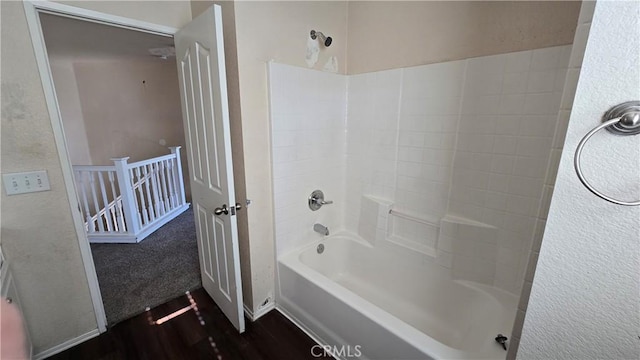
<box><xmin>1</xmin><ymin>1</ymin><xmax>192</xmax><ymax>355</ymax></box>
<box><xmin>1</xmin><ymin>2</ymin><xmax>98</xmax><ymax>353</ymax></box>
<box><xmin>347</xmin><ymin>1</ymin><xmax>581</xmax><ymax>74</ymax></box>
<box><xmin>518</xmin><ymin>1</ymin><xmax>640</xmax><ymax>358</ymax></box>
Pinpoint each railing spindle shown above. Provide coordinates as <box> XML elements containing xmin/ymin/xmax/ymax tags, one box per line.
<box><xmin>158</xmin><ymin>161</ymin><xmax>170</xmax><ymax>212</ymax></box>
<box><xmin>165</xmin><ymin>159</ymin><xmax>177</xmax><ymax>210</ymax></box>
<box><xmin>148</xmin><ymin>163</ymin><xmax>162</xmax><ymax>217</ymax></box>
<box><xmin>170</xmin><ymin>147</ymin><xmax>186</xmax><ymax>206</ymax></box>
<box><xmin>141</xmin><ymin>165</ymin><xmax>155</xmax><ymax>222</ymax></box>
<box><xmin>88</xmin><ymin>172</ymin><xmax>105</xmax><ymax>232</ymax></box>
<box><xmin>78</xmin><ymin>172</ymin><xmax>95</xmax><ymax>232</ymax></box>
<box><xmin>97</xmin><ymin>172</ymin><xmax>113</xmax><ymax>232</ymax></box>
<box><xmin>108</xmin><ymin>171</ymin><xmax>125</xmax><ymax>232</ymax></box>
<box><xmin>161</xmin><ymin>161</ymin><xmax>171</xmax><ymax>212</ymax></box>
<box><xmin>134</xmin><ymin>167</ymin><xmax>149</xmax><ymax>225</ymax></box>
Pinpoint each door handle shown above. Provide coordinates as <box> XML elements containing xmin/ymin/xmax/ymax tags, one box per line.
<box><xmin>214</xmin><ymin>204</ymin><xmax>229</xmax><ymax>215</ymax></box>
<box><xmin>214</xmin><ymin>203</ymin><xmax>243</xmax><ymax>216</ymax></box>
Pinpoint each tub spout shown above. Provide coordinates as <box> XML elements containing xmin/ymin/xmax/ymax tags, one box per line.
<box><xmin>313</xmin><ymin>223</ymin><xmax>329</xmax><ymax>236</ymax></box>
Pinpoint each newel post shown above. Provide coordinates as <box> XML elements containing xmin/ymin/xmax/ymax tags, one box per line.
<box><xmin>111</xmin><ymin>157</ymin><xmax>141</xmax><ymax>235</ymax></box>
<box><xmin>169</xmin><ymin>146</ymin><xmax>187</xmax><ymax>205</ymax></box>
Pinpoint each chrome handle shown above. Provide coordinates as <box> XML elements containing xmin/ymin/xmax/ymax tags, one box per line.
<box><xmin>214</xmin><ymin>204</ymin><xmax>229</xmax><ymax>215</ymax></box>
<box><xmin>234</xmin><ymin>203</ymin><xmax>242</xmax><ymax>211</ymax></box>
<box><xmin>309</xmin><ymin>190</ymin><xmax>333</xmax><ymax>211</ymax></box>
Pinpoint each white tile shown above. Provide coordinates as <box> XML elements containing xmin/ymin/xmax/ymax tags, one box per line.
<box><xmin>507</xmin><ymin>176</ymin><xmax>544</xmax><ymax>198</ymax></box>
<box><xmin>485</xmin><ymin>191</ymin><xmax>509</xmax><ymax>211</ymax></box>
<box><xmin>488</xmin><ymin>173</ymin><xmax>510</xmax><ymax>193</ymax></box>
<box><xmin>530</xmin><ymin>47</ymin><xmax>562</xmax><ymax>71</ymax></box>
<box><xmin>526</xmin><ymin>70</ymin><xmax>558</xmax><ymax>93</ymax></box>
<box><xmin>519</xmin><ymin>115</ymin><xmax>556</xmax><ymax>138</ymax></box>
<box><xmin>502</xmin><ymin>72</ymin><xmax>529</xmax><ymax>94</ymax></box>
<box><xmin>516</xmin><ymin>136</ymin><xmax>552</xmax><ymax>158</ymax></box>
<box><xmin>505</xmin><ymin>50</ymin><xmax>532</xmax><ymax>73</ymax></box>
<box><xmin>493</xmin><ymin>136</ymin><xmax>518</xmax><ymax>155</ymax></box>
<box><xmin>523</xmin><ymin>93</ymin><xmax>560</xmax><ymax>115</ymax></box>
<box><xmin>494</xmin><ymin>116</ymin><xmax>522</xmax><ymax>136</ymax></box>
<box><xmin>512</xmin><ymin>156</ymin><xmax>548</xmax><ymax>179</ymax></box>
<box><xmin>499</xmin><ymin>94</ymin><xmax>526</xmax><ymax>115</ymax></box>
<box><xmin>490</xmin><ymin>154</ymin><xmax>515</xmax><ymax>174</ymax></box>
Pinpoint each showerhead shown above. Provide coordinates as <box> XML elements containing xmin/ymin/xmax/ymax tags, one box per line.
<box><xmin>310</xmin><ymin>30</ymin><xmax>332</xmax><ymax>47</ymax></box>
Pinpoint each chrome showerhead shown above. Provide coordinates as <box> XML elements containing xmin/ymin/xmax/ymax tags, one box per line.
<box><xmin>310</xmin><ymin>30</ymin><xmax>332</xmax><ymax>47</ymax></box>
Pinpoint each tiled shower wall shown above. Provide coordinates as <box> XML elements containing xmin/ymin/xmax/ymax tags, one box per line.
<box><xmin>269</xmin><ymin>63</ymin><xmax>347</xmax><ymax>256</ymax></box>
<box><xmin>448</xmin><ymin>46</ymin><xmax>571</xmax><ymax>292</ymax></box>
<box><xmin>269</xmin><ymin>45</ymin><xmax>571</xmax><ymax>294</ymax></box>
<box><xmin>344</xmin><ymin>46</ymin><xmax>570</xmax><ymax>294</ymax></box>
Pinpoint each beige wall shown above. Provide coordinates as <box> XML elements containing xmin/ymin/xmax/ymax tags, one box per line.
<box><xmin>347</xmin><ymin>1</ymin><xmax>581</xmax><ymax>74</ymax></box>
<box><xmin>51</xmin><ymin>58</ymin><xmax>191</xmax><ymax>198</ymax></box>
<box><xmin>56</xmin><ymin>59</ymin><xmax>186</xmax><ymax>162</ymax></box>
<box><xmin>57</xmin><ymin>1</ymin><xmax>192</xmax><ymax>30</ymax></box>
<box><xmin>0</xmin><ymin>1</ymin><xmax>192</xmax><ymax>354</ymax></box>
<box><xmin>49</xmin><ymin>58</ymin><xmax>92</xmax><ymax>165</ymax></box>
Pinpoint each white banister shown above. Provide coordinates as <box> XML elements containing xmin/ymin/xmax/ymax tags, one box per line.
<box><xmin>111</xmin><ymin>157</ymin><xmax>141</xmax><ymax>236</ymax></box>
<box><xmin>170</xmin><ymin>146</ymin><xmax>186</xmax><ymax>206</ymax></box>
<box><xmin>73</xmin><ymin>149</ymin><xmax>188</xmax><ymax>244</ymax></box>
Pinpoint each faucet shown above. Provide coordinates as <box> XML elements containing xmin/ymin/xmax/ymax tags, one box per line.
<box><xmin>313</xmin><ymin>223</ymin><xmax>329</xmax><ymax>236</ymax></box>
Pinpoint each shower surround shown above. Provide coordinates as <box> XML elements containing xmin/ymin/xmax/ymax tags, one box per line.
<box><xmin>269</xmin><ymin>45</ymin><xmax>570</xmax><ymax>358</ymax></box>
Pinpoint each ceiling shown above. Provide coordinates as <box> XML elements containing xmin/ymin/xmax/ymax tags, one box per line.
<box><xmin>40</xmin><ymin>13</ymin><xmax>175</xmax><ymax>62</ymax></box>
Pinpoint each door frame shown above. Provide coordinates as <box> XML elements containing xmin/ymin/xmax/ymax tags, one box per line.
<box><xmin>23</xmin><ymin>0</ymin><xmax>179</xmax><ymax>335</ymax></box>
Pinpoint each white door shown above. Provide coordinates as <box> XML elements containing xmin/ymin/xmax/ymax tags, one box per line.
<box><xmin>174</xmin><ymin>5</ymin><xmax>244</xmax><ymax>333</ymax></box>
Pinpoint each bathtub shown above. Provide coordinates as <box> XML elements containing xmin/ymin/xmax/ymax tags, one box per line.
<box><xmin>277</xmin><ymin>232</ymin><xmax>518</xmax><ymax>359</ymax></box>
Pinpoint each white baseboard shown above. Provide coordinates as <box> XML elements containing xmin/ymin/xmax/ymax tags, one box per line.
<box><xmin>33</xmin><ymin>328</ymin><xmax>100</xmax><ymax>360</ymax></box>
<box><xmin>243</xmin><ymin>301</ymin><xmax>275</xmax><ymax>321</ymax></box>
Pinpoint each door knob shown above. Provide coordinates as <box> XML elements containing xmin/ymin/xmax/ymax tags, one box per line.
<box><xmin>214</xmin><ymin>204</ymin><xmax>229</xmax><ymax>215</ymax></box>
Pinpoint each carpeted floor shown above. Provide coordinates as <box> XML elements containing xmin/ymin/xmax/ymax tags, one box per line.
<box><xmin>91</xmin><ymin>207</ymin><xmax>202</xmax><ymax>326</ymax></box>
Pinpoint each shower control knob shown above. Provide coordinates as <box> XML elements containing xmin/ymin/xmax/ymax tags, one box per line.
<box><xmin>308</xmin><ymin>190</ymin><xmax>333</xmax><ymax>211</ymax></box>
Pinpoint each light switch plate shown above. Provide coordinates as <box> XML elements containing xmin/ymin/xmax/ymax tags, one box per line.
<box><xmin>3</xmin><ymin>171</ymin><xmax>51</xmax><ymax>195</ymax></box>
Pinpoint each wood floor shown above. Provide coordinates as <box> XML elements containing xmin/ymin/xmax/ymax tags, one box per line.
<box><xmin>48</xmin><ymin>288</ymin><xmax>333</xmax><ymax>360</ymax></box>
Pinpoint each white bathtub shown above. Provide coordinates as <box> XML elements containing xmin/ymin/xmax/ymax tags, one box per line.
<box><xmin>277</xmin><ymin>232</ymin><xmax>518</xmax><ymax>359</ymax></box>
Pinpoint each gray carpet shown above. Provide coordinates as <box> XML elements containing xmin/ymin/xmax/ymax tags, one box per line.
<box><xmin>91</xmin><ymin>207</ymin><xmax>202</xmax><ymax>326</ymax></box>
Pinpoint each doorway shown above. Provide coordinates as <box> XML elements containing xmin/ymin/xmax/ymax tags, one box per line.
<box><xmin>38</xmin><ymin>12</ymin><xmax>201</xmax><ymax>326</ymax></box>
<box><xmin>25</xmin><ymin>1</ymin><xmax>246</xmax><ymax>339</ymax></box>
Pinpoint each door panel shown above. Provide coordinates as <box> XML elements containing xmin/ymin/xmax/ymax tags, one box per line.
<box><xmin>175</xmin><ymin>5</ymin><xmax>244</xmax><ymax>333</ymax></box>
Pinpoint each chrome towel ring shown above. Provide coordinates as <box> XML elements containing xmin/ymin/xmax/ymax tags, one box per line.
<box><xmin>574</xmin><ymin>101</ymin><xmax>640</xmax><ymax>206</ymax></box>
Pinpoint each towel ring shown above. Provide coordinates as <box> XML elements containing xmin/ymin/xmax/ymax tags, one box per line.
<box><xmin>574</xmin><ymin>101</ymin><xmax>640</xmax><ymax>206</ymax></box>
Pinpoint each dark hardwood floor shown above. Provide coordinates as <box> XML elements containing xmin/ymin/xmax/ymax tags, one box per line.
<box><xmin>48</xmin><ymin>288</ymin><xmax>333</xmax><ymax>360</ymax></box>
